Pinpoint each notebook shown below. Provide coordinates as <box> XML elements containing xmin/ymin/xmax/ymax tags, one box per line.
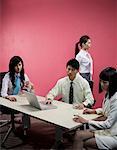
<box><xmin>24</xmin><ymin>91</ymin><xmax>57</xmax><ymax>110</ymax></box>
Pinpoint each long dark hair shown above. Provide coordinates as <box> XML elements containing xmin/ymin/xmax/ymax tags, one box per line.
<box><xmin>99</xmin><ymin>67</ymin><xmax>117</xmax><ymax>98</ymax></box>
<box><xmin>9</xmin><ymin>56</ymin><xmax>25</xmax><ymax>88</ymax></box>
<box><xmin>75</xmin><ymin>35</ymin><xmax>90</xmax><ymax>57</ymax></box>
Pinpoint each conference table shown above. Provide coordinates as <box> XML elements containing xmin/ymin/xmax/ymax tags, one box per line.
<box><xmin>0</xmin><ymin>94</ymin><xmax>99</xmax><ymax>147</ymax></box>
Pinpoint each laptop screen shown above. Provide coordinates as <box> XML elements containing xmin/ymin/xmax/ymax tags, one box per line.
<box><xmin>24</xmin><ymin>91</ymin><xmax>57</xmax><ymax>110</ymax></box>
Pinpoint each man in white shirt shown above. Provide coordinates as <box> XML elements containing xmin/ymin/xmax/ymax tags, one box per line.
<box><xmin>46</xmin><ymin>58</ymin><xmax>94</xmax><ymax>109</ymax></box>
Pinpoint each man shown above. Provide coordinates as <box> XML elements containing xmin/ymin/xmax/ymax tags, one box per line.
<box><xmin>46</xmin><ymin>58</ymin><xmax>94</xmax><ymax>109</ymax></box>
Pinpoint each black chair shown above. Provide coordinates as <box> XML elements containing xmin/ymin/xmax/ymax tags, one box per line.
<box><xmin>0</xmin><ymin>72</ymin><xmax>23</xmax><ymax>147</ymax></box>
<box><xmin>89</xmin><ymin>80</ymin><xmax>94</xmax><ymax>92</ymax></box>
<box><xmin>0</xmin><ymin>72</ymin><xmax>11</xmax><ymax>128</ymax></box>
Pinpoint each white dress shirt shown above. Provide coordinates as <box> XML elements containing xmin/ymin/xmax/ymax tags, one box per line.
<box><xmin>1</xmin><ymin>72</ymin><xmax>30</xmax><ymax>97</ymax></box>
<box><xmin>46</xmin><ymin>73</ymin><xmax>94</xmax><ymax>107</ymax></box>
<box><xmin>75</xmin><ymin>49</ymin><xmax>93</xmax><ymax>75</ymax></box>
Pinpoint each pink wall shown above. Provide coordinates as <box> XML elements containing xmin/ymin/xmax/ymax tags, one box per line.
<box><xmin>1</xmin><ymin>0</ymin><xmax>116</xmax><ymax>107</ymax></box>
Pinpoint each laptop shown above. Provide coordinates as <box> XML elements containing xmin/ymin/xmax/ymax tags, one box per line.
<box><xmin>24</xmin><ymin>91</ymin><xmax>57</xmax><ymax>110</ymax></box>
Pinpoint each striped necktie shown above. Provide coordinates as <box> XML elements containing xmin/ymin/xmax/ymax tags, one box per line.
<box><xmin>69</xmin><ymin>81</ymin><xmax>73</xmax><ymax>104</ymax></box>
<box><xmin>13</xmin><ymin>75</ymin><xmax>21</xmax><ymax>95</ymax></box>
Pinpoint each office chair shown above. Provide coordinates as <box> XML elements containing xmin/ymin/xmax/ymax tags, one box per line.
<box><xmin>0</xmin><ymin>72</ymin><xmax>23</xmax><ymax>147</ymax></box>
<box><xmin>0</xmin><ymin>72</ymin><xmax>11</xmax><ymax>128</ymax></box>
<box><xmin>89</xmin><ymin>80</ymin><xmax>94</xmax><ymax>91</ymax></box>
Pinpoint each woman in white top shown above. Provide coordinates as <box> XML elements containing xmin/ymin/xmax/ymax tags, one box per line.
<box><xmin>75</xmin><ymin>35</ymin><xmax>93</xmax><ymax>90</ymax></box>
<box><xmin>1</xmin><ymin>56</ymin><xmax>34</xmax><ymax>129</ymax></box>
<box><xmin>72</xmin><ymin>67</ymin><xmax>117</xmax><ymax>150</ymax></box>
<box><xmin>1</xmin><ymin>56</ymin><xmax>34</xmax><ymax>101</ymax></box>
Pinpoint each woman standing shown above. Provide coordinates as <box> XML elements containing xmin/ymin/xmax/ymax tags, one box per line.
<box><xmin>75</xmin><ymin>35</ymin><xmax>93</xmax><ymax>90</ymax></box>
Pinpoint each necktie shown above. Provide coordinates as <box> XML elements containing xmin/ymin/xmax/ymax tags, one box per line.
<box><xmin>13</xmin><ymin>75</ymin><xmax>21</xmax><ymax>95</ymax></box>
<box><xmin>69</xmin><ymin>81</ymin><xmax>73</xmax><ymax>104</ymax></box>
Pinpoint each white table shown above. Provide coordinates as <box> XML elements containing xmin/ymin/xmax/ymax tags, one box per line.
<box><xmin>0</xmin><ymin>95</ymin><xmax>99</xmax><ymax>147</ymax></box>
<box><xmin>0</xmin><ymin>95</ymin><xmax>99</xmax><ymax>129</ymax></box>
